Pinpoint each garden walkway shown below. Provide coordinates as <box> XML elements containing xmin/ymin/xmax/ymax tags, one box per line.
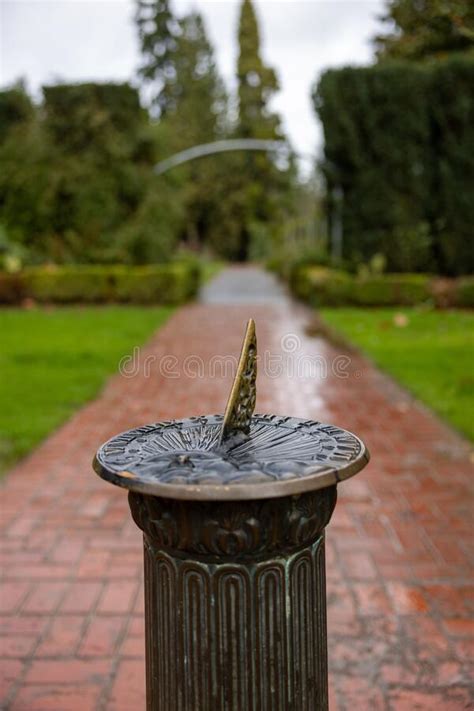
<box><xmin>1</xmin><ymin>266</ymin><xmax>473</xmax><ymax>711</ymax></box>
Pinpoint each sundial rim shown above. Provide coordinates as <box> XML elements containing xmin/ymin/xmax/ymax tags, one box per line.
<box><xmin>93</xmin><ymin>413</ymin><xmax>370</xmax><ymax>501</ymax></box>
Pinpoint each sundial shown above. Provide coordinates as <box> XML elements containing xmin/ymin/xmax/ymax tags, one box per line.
<box><xmin>93</xmin><ymin>318</ymin><xmax>370</xmax><ymax>711</ymax></box>
<box><xmin>94</xmin><ymin>319</ymin><xmax>369</xmax><ymax>500</ymax></box>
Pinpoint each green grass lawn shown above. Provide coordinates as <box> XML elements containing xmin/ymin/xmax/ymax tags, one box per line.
<box><xmin>319</xmin><ymin>308</ymin><xmax>474</xmax><ymax>441</ymax></box>
<box><xmin>0</xmin><ymin>306</ymin><xmax>173</xmax><ymax>473</ymax></box>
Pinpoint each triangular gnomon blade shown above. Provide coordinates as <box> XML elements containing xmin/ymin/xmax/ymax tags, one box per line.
<box><xmin>219</xmin><ymin>319</ymin><xmax>257</xmax><ymax>445</ymax></box>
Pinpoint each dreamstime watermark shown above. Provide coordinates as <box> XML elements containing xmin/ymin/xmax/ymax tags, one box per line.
<box><xmin>119</xmin><ymin>334</ymin><xmax>354</xmax><ymax>380</ymax></box>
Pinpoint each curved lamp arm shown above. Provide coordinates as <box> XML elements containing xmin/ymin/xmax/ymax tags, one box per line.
<box><xmin>153</xmin><ymin>138</ymin><xmax>288</xmax><ymax>175</ymax></box>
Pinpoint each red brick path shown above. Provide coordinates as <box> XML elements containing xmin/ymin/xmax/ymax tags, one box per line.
<box><xmin>1</xmin><ymin>269</ymin><xmax>473</xmax><ymax>710</ymax></box>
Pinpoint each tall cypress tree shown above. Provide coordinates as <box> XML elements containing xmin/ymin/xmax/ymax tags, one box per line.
<box><xmin>237</xmin><ymin>0</ymin><xmax>279</xmax><ymax>138</ymax></box>
<box><xmin>172</xmin><ymin>12</ymin><xmax>226</xmax><ymax>147</ymax></box>
<box><xmin>135</xmin><ymin>0</ymin><xmax>179</xmax><ymax>116</ymax></box>
<box><xmin>169</xmin><ymin>11</ymin><xmax>228</xmax><ymax>248</ymax></box>
<box><xmin>225</xmin><ymin>0</ymin><xmax>292</xmax><ymax>260</ymax></box>
<box><xmin>134</xmin><ymin>3</ymin><xmax>228</xmax><ymax>252</ymax></box>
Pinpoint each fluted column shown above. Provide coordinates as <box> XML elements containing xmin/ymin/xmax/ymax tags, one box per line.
<box><xmin>129</xmin><ymin>485</ymin><xmax>337</xmax><ymax>711</ymax></box>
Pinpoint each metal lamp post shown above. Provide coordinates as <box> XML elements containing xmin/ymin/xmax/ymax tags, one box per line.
<box><xmin>93</xmin><ymin>319</ymin><xmax>369</xmax><ymax>710</ymax></box>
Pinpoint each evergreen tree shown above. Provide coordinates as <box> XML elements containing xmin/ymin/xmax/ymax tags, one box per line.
<box><xmin>0</xmin><ymin>83</ymin><xmax>156</xmax><ymax>264</ymax></box>
<box><xmin>133</xmin><ymin>0</ymin><xmax>297</xmax><ymax>262</ymax></box>
<box><xmin>375</xmin><ymin>0</ymin><xmax>474</xmax><ymax>61</ymax></box>
<box><xmin>225</xmin><ymin>0</ymin><xmax>293</xmax><ymax>261</ymax></box>
<box><xmin>237</xmin><ymin>0</ymin><xmax>279</xmax><ymax>138</ymax></box>
<box><xmin>165</xmin><ymin>11</ymin><xmax>228</xmax><ymax>249</ymax></box>
<box><xmin>134</xmin><ymin>3</ymin><xmax>228</xmax><ymax>254</ymax></box>
<box><xmin>172</xmin><ymin>12</ymin><xmax>226</xmax><ymax>147</ymax></box>
<box><xmin>135</xmin><ymin>0</ymin><xmax>180</xmax><ymax>116</ymax></box>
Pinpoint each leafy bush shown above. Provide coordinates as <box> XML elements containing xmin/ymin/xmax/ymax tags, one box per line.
<box><xmin>266</xmin><ymin>255</ymin><xmax>287</xmax><ymax>277</ymax></box>
<box><xmin>0</xmin><ymin>263</ymin><xmax>201</xmax><ymax>305</ymax></box>
<box><xmin>0</xmin><ymin>273</ymin><xmax>26</xmax><ymax>304</ymax></box>
<box><xmin>453</xmin><ymin>277</ymin><xmax>474</xmax><ymax>308</ymax></box>
<box><xmin>40</xmin><ymin>83</ymin><xmax>153</xmax><ymax>262</ymax></box>
<box><xmin>114</xmin><ymin>188</ymin><xmax>183</xmax><ymax>265</ymax></box>
<box><xmin>0</xmin><ymin>83</ymin><xmax>160</xmax><ymax>265</ymax></box>
<box><xmin>290</xmin><ymin>266</ymin><xmax>352</xmax><ymax>306</ymax></box>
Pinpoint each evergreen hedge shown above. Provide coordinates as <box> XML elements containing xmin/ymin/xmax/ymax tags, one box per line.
<box><xmin>289</xmin><ymin>266</ymin><xmax>474</xmax><ymax>308</ymax></box>
<box><xmin>0</xmin><ymin>263</ymin><xmax>201</xmax><ymax>305</ymax></box>
<box><xmin>430</xmin><ymin>57</ymin><xmax>474</xmax><ymax>275</ymax></box>
<box><xmin>314</xmin><ymin>55</ymin><xmax>474</xmax><ymax>276</ymax></box>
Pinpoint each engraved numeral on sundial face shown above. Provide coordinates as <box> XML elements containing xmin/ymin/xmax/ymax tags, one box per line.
<box><xmin>219</xmin><ymin>318</ymin><xmax>257</xmax><ymax>445</ymax></box>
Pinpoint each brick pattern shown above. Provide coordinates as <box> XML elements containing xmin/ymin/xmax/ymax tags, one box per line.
<box><xmin>1</xmin><ymin>290</ymin><xmax>473</xmax><ymax>710</ymax></box>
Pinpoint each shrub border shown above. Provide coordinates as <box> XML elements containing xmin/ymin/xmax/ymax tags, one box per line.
<box><xmin>288</xmin><ymin>266</ymin><xmax>474</xmax><ymax>308</ymax></box>
<box><xmin>0</xmin><ymin>263</ymin><xmax>201</xmax><ymax>305</ymax></box>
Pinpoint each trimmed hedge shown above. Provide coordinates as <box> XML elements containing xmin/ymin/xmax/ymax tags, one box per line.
<box><xmin>24</xmin><ymin>266</ymin><xmax>115</xmax><ymax>304</ymax></box>
<box><xmin>314</xmin><ymin>55</ymin><xmax>474</xmax><ymax>276</ymax></box>
<box><xmin>351</xmin><ymin>274</ymin><xmax>431</xmax><ymax>307</ymax></box>
<box><xmin>113</xmin><ymin>264</ymin><xmax>200</xmax><ymax>304</ymax></box>
<box><xmin>289</xmin><ymin>266</ymin><xmax>474</xmax><ymax>308</ymax></box>
<box><xmin>0</xmin><ymin>263</ymin><xmax>201</xmax><ymax>305</ymax></box>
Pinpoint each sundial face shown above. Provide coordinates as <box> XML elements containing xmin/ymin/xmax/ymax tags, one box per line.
<box><xmin>94</xmin><ymin>414</ymin><xmax>369</xmax><ymax>500</ymax></box>
<box><xmin>94</xmin><ymin>319</ymin><xmax>369</xmax><ymax>500</ymax></box>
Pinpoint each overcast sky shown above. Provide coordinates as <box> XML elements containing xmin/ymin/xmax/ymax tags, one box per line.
<box><xmin>1</xmin><ymin>0</ymin><xmax>386</xmax><ymax>162</ymax></box>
